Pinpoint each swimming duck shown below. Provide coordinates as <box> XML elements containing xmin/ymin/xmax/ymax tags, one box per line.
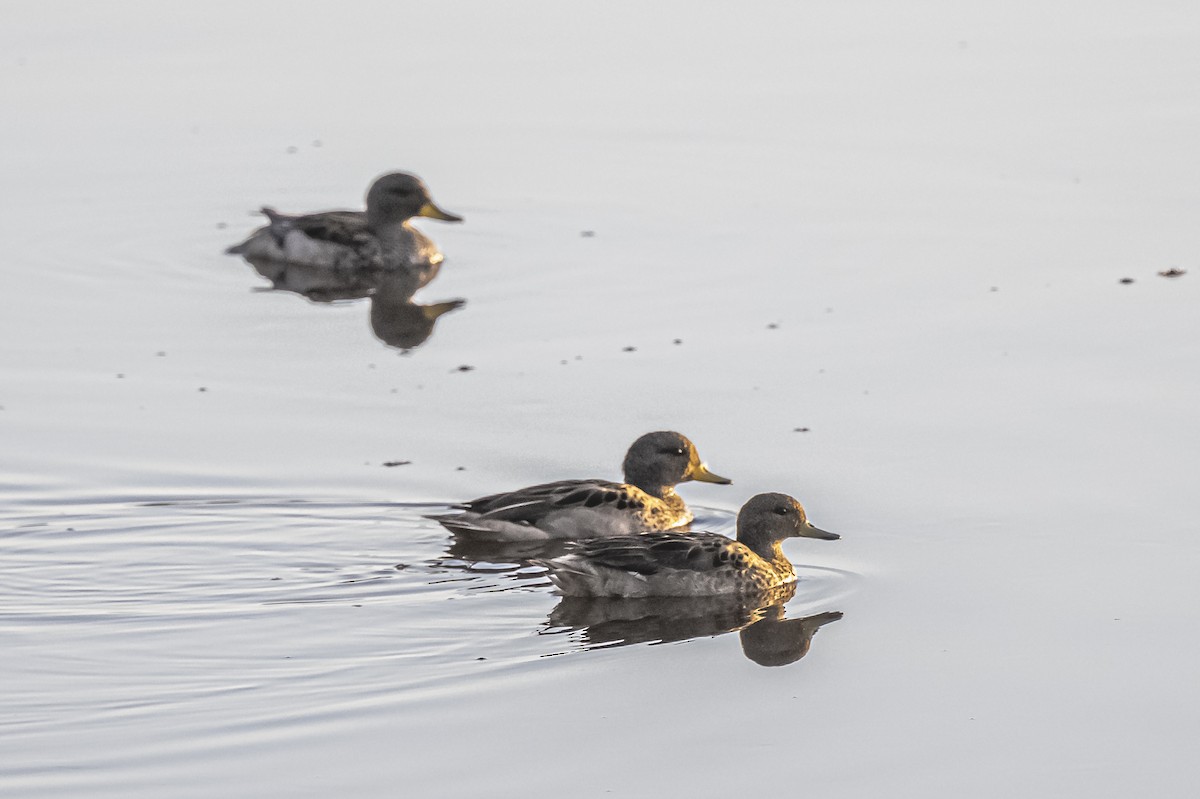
<box><xmin>534</xmin><ymin>492</ymin><xmax>838</xmax><ymax>597</ymax></box>
<box><xmin>226</xmin><ymin>172</ymin><xmax>462</xmax><ymax>290</ymax></box>
<box><xmin>428</xmin><ymin>431</ymin><xmax>731</xmax><ymax>542</ymax></box>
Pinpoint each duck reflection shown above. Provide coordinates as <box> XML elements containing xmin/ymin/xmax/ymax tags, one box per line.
<box><xmin>240</xmin><ymin>258</ymin><xmax>465</xmax><ymax>352</ymax></box>
<box><xmin>442</xmin><ymin>534</ymin><xmax>573</xmax><ymax>565</ymax></box>
<box><xmin>228</xmin><ymin>171</ymin><xmax>466</xmax><ymax>352</ymax></box>
<box><xmin>544</xmin><ymin>584</ymin><xmax>843</xmax><ymax>667</ymax></box>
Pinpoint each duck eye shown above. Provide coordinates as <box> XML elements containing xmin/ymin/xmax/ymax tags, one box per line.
<box><xmin>774</xmin><ymin>506</ymin><xmax>790</xmax><ymax>515</ymax></box>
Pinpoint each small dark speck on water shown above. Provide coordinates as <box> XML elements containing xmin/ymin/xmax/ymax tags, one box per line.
<box><xmin>455</xmin><ymin>365</ymin><xmax>475</xmax><ymax>372</ymax></box>
<box><xmin>198</xmin><ymin>387</ymin><xmax>208</xmax><ymax>392</ymax></box>
<box><xmin>673</xmin><ymin>338</ymin><xmax>683</xmax><ymax>345</ymax></box>
<box><xmin>116</xmin><ymin>374</ymin><xmax>125</xmax><ymax>379</ymax></box>
<box><xmin>456</xmin><ymin>466</ymin><xmax>466</xmax><ymax>471</ymax></box>
<box><xmin>271</xmin><ymin>577</ymin><xmax>281</xmax><ymax>581</ymax></box>
<box><xmin>155</xmin><ymin>351</ymin><xmax>166</xmax><ymax>357</ymax></box>
<box><xmin>1159</xmin><ymin>268</ymin><xmax>1186</xmax><ymax>278</ymax></box>
<box><xmin>286</xmin><ymin>145</ymin><xmax>298</xmax><ymax>154</ymax></box>
<box><xmin>312</xmin><ymin>139</ymin><xmax>323</xmax><ymax>148</ymax></box>
<box><xmin>989</xmin><ymin>286</ymin><xmax>999</xmax><ymax>292</ymax></box>
<box><xmin>382</xmin><ymin>460</ymin><xmax>412</xmax><ymax>468</ymax></box>
<box><xmin>368</xmin><ymin>363</ymin><xmax>376</xmax><ymax>370</ymax></box>
<box><xmin>580</xmin><ymin>230</ymin><xmax>595</xmax><ymax>237</ymax></box>
<box><xmin>476</xmin><ymin>657</ymin><xmax>487</xmax><ymax>661</ymax></box>
<box><xmin>794</xmin><ymin>427</ymin><xmax>810</xmax><ymax>433</ymax></box>
<box><xmin>560</xmin><ymin>360</ymin><xmax>568</xmax><ymax>365</ymax></box>
<box><xmin>767</xmin><ymin>323</ymin><xmax>779</xmax><ymax>329</ymax></box>
<box><xmin>623</xmin><ymin>346</ymin><xmax>637</xmax><ymax>352</ymax></box>
<box><xmin>1119</xmin><ymin>277</ymin><xmax>1135</xmax><ymax>284</ymax></box>
<box><xmin>395</xmin><ymin>563</ymin><xmax>410</xmax><ymax>570</ymax></box>
<box><xmin>215</xmin><ymin>221</ymin><xmax>227</xmax><ymax>229</ymax></box>
<box><xmin>574</xmin><ymin>355</ymin><xmax>583</xmax><ymax>361</ymax></box>
<box><xmin>353</xmin><ymin>604</ymin><xmax>362</xmax><ymax>608</ymax></box>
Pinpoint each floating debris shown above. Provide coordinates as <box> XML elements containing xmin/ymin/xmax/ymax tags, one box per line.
<box><xmin>673</xmin><ymin>338</ymin><xmax>683</xmax><ymax>345</ymax></box>
<box><xmin>198</xmin><ymin>387</ymin><xmax>208</xmax><ymax>392</ymax></box>
<box><xmin>622</xmin><ymin>346</ymin><xmax>637</xmax><ymax>352</ymax></box>
<box><xmin>455</xmin><ymin>365</ymin><xmax>475</xmax><ymax>372</ymax></box>
<box><xmin>382</xmin><ymin>460</ymin><xmax>412</xmax><ymax>468</ymax></box>
<box><xmin>1119</xmin><ymin>277</ymin><xmax>1135</xmax><ymax>284</ymax></box>
<box><xmin>1159</xmin><ymin>268</ymin><xmax>1187</xmax><ymax>278</ymax></box>
<box><xmin>286</xmin><ymin>145</ymin><xmax>298</xmax><ymax>154</ymax></box>
<box><xmin>793</xmin><ymin>427</ymin><xmax>810</xmax><ymax>433</ymax></box>
<box><xmin>580</xmin><ymin>230</ymin><xmax>595</xmax><ymax>238</ymax></box>
<box><xmin>767</xmin><ymin>322</ymin><xmax>779</xmax><ymax>329</ymax></box>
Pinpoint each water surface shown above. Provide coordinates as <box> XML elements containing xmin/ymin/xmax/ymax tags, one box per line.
<box><xmin>3</xmin><ymin>2</ymin><xmax>1199</xmax><ymax>797</ymax></box>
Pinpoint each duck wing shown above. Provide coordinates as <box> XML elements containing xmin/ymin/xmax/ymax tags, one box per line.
<box><xmin>461</xmin><ymin>479</ymin><xmax>644</xmax><ymax>523</ymax></box>
<box><xmin>261</xmin><ymin>209</ymin><xmax>372</xmax><ymax>249</ymax></box>
<box><xmin>573</xmin><ymin>532</ymin><xmax>749</xmax><ymax>576</ymax></box>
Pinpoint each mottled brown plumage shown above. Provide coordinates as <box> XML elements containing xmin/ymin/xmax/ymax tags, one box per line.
<box><xmin>535</xmin><ymin>492</ymin><xmax>840</xmax><ymax>597</ymax></box>
<box><xmin>427</xmin><ymin>432</ymin><xmax>731</xmax><ymax>541</ymax></box>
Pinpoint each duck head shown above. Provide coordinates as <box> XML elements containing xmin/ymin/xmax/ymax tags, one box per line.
<box><xmin>366</xmin><ymin>172</ymin><xmax>463</xmax><ymax>230</ymax></box>
<box><xmin>621</xmin><ymin>431</ymin><xmax>731</xmax><ymax>496</ymax></box>
<box><xmin>737</xmin><ymin>492</ymin><xmax>840</xmax><ymax>547</ymax></box>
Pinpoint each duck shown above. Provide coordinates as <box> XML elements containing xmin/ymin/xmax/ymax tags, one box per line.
<box><xmin>533</xmin><ymin>492</ymin><xmax>839</xmax><ymax>597</ymax></box>
<box><xmin>428</xmin><ymin>431</ymin><xmax>731</xmax><ymax>542</ymax></box>
<box><xmin>226</xmin><ymin>172</ymin><xmax>462</xmax><ymax>290</ymax></box>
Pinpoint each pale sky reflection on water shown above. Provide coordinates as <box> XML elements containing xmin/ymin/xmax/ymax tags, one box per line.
<box><xmin>2</xmin><ymin>2</ymin><xmax>1199</xmax><ymax>797</ymax></box>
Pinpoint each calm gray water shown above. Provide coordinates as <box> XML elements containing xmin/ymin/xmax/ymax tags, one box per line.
<box><xmin>3</xmin><ymin>2</ymin><xmax>1199</xmax><ymax>797</ymax></box>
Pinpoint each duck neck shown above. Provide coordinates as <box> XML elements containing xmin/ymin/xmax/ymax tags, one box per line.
<box><xmin>366</xmin><ymin>208</ymin><xmax>411</xmax><ymax>237</ymax></box>
<box><xmin>750</xmin><ymin>538</ymin><xmax>787</xmax><ymax>564</ymax></box>
<box><xmin>738</xmin><ymin>524</ymin><xmax>790</xmax><ymax>566</ymax></box>
<box><xmin>634</xmin><ymin>482</ymin><xmax>680</xmax><ymax>503</ymax></box>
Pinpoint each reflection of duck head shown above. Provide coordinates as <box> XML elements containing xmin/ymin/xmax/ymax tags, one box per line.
<box><xmin>369</xmin><ymin>270</ymin><xmax>465</xmax><ymax>351</ymax></box>
<box><xmin>740</xmin><ymin>608</ymin><xmax>843</xmax><ymax>667</ymax></box>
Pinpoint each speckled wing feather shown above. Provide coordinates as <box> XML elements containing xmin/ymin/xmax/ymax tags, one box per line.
<box><xmin>263</xmin><ymin>210</ymin><xmax>372</xmax><ymax>249</ymax></box>
<box><xmin>459</xmin><ymin>479</ymin><xmax>644</xmax><ymax>523</ymax></box>
<box><xmin>573</xmin><ymin>532</ymin><xmax>748</xmax><ymax>576</ymax></box>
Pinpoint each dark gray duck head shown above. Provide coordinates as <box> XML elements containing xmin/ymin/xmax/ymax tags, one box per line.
<box><xmin>736</xmin><ymin>492</ymin><xmax>840</xmax><ymax>552</ymax></box>
<box><xmin>621</xmin><ymin>431</ymin><xmax>732</xmax><ymax>496</ymax></box>
<box><xmin>365</xmin><ymin>172</ymin><xmax>463</xmax><ymax>230</ymax></box>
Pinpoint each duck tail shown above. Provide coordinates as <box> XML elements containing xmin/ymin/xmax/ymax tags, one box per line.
<box><xmin>533</xmin><ymin>555</ymin><xmax>609</xmax><ymax>596</ymax></box>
